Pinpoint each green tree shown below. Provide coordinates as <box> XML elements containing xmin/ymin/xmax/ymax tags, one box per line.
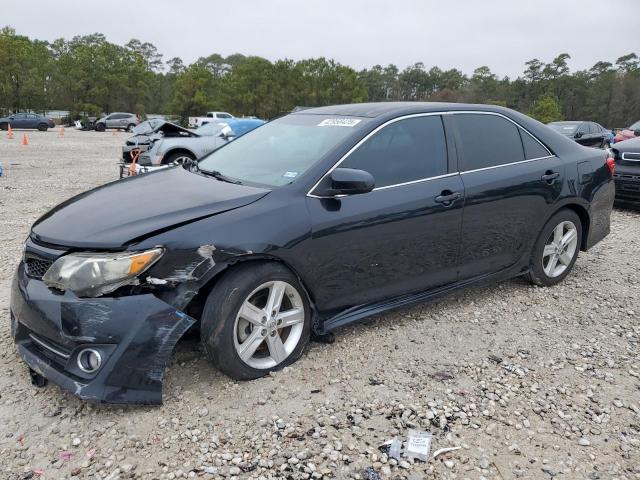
<box><xmin>529</xmin><ymin>94</ymin><xmax>563</xmax><ymax>123</ymax></box>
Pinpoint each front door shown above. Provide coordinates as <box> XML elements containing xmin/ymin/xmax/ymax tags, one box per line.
<box><xmin>305</xmin><ymin>115</ymin><xmax>464</xmax><ymax>311</ymax></box>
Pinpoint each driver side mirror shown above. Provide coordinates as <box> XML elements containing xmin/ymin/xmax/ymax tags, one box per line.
<box><xmin>634</xmin><ymin>130</ymin><xmax>640</xmax><ymax>137</ymax></box>
<box><xmin>574</xmin><ymin>131</ymin><xmax>584</xmax><ymax>139</ymax></box>
<box><xmin>318</xmin><ymin>168</ymin><xmax>375</xmax><ymax>196</ymax></box>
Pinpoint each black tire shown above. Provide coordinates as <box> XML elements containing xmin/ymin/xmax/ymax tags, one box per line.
<box><xmin>0</xmin><ymin>123</ymin><xmax>8</xmax><ymax>131</ymax></box>
<box><xmin>527</xmin><ymin>209</ymin><xmax>582</xmax><ymax>287</ymax></box>
<box><xmin>95</xmin><ymin>122</ymin><xmax>106</xmax><ymax>132</ymax></box>
<box><xmin>200</xmin><ymin>262</ymin><xmax>311</xmax><ymax>380</ymax></box>
<box><xmin>163</xmin><ymin>151</ymin><xmax>195</xmax><ymax>165</ymax></box>
<box><xmin>126</xmin><ymin>123</ymin><xmax>136</xmax><ymax>132</ymax></box>
<box><xmin>37</xmin><ymin>123</ymin><xmax>48</xmax><ymax>132</ymax></box>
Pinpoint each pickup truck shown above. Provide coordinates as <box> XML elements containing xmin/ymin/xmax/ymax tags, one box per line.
<box><xmin>188</xmin><ymin>112</ymin><xmax>234</xmax><ymax>128</ymax></box>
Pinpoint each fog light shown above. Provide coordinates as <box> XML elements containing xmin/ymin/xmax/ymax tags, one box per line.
<box><xmin>77</xmin><ymin>348</ymin><xmax>102</xmax><ymax>373</ymax></box>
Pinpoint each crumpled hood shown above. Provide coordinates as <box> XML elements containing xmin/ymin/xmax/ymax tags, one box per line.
<box><xmin>32</xmin><ymin>166</ymin><xmax>269</xmax><ymax>249</ymax></box>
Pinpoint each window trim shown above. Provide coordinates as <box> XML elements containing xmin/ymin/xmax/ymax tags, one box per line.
<box><xmin>307</xmin><ymin>111</ymin><xmax>554</xmax><ymax>198</ymax></box>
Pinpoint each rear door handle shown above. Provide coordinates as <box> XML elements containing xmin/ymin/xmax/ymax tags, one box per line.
<box><xmin>541</xmin><ymin>171</ymin><xmax>560</xmax><ymax>183</ymax></box>
<box><xmin>435</xmin><ymin>191</ymin><xmax>462</xmax><ymax>205</ymax></box>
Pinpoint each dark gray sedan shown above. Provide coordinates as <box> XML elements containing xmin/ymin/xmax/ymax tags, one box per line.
<box><xmin>0</xmin><ymin>113</ymin><xmax>55</xmax><ymax>131</ymax></box>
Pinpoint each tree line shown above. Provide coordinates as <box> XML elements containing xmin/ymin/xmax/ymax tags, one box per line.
<box><xmin>0</xmin><ymin>26</ymin><xmax>638</xmax><ymax>127</ymax></box>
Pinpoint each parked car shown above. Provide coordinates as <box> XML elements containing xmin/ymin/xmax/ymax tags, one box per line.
<box><xmin>611</xmin><ymin>136</ymin><xmax>640</xmax><ymax>206</ymax></box>
<box><xmin>613</xmin><ymin>120</ymin><xmax>640</xmax><ymax>143</ymax></box>
<box><xmin>188</xmin><ymin>111</ymin><xmax>235</xmax><ymax>128</ymax></box>
<box><xmin>121</xmin><ymin>119</ymin><xmax>196</xmax><ymax>162</ymax></box>
<box><xmin>0</xmin><ymin>113</ymin><xmax>55</xmax><ymax>131</ymax></box>
<box><xmin>11</xmin><ymin>102</ymin><xmax>614</xmax><ymax>404</ymax></box>
<box><xmin>94</xmin><ymin>112</ymin><xmax>140</xmax><ymax>132</ymax></box>
<box><xmin>119</xmin><ymin>119</ymin><xmax>199</xmax><ymax>178</ymax></box>
<box><xmin>137</xmin><ymin>118</ymin><xmax>265</xmax><ymax>167</ymax></box>
<box><xmin>547</xmin><ymin>121</ymin><xmax>611</xmax><ymax>148</ymax></box>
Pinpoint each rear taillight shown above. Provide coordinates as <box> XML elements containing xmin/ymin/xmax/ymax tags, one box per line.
<box><xmin>606</xmin><ymin>157</ymin><xmax>615</xmax><ymax>176</ymax></box>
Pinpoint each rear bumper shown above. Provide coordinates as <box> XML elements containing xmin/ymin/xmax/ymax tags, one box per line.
<box><xmin>10</xmin><ymin>262</ymin><xmax>195</xmax><ymax>404</ymax></box>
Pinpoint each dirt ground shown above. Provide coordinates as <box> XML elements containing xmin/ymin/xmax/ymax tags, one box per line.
<box><xmin>0</xmin><ymin>129</ymin><xmax>639</xmax><ymax>480</ymax></box>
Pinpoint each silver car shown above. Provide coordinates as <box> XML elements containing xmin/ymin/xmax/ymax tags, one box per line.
<box><xmin>136</xmin><ymin>118</ymin><xmax>266</xmax><ymax>167</ymax></box>
<box><xmin>95</xmin><ymin>112</ymin><xmax>140</xmax><ymax>132</ymax></box>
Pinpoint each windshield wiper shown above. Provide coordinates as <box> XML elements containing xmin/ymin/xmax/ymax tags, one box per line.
<box><xmin>198</xmin><ymin>168</ymin><xmax>243</xmax><ymax>185</ymax></box>
<box><xmin>181</xmin><ymin>158</ymin><xmax>243</xmax><ymax>184</ymax></box>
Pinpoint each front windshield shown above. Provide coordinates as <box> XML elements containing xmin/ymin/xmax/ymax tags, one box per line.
<box><xmin>198</xmin><ymin>114</ymin><xmax>367</xmax><ymax>187</ymax></box>
<box><xmin>195</xmin><ymin>122</ymin><xmax>226</xmax><ymax>136</ymax></box>
<box><xmin>548</xmin><ymin>122</ymin><xmax>579</xmax><ymax>134</ymax></box>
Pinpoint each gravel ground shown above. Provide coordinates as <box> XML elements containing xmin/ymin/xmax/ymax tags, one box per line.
<box><xmin>0</xmin><ymin>129</ymin><xmax>639</xmax><ymax>480</ymax></box>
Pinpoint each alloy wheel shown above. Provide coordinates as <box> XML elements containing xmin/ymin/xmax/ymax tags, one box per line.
<box><xmin>233</xmin><ymin>280</ymin><xmax>305</xmax><ymax>369</ymax></box>
<box><xmin>542</xmin><ymin>220</ymin><xmax>578</xmax><ymax>278</ymax></box>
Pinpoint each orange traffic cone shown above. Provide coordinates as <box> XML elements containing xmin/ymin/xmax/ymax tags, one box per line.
<box><xmin>22</xmin><ymin>133</ymin><xmax>28</xmax><ymax>146</ymax></box>
<box><xmin>112</xmin><ymin>129</ymin><xmax>116</xmax><ymax>136</ymax></box>
<box><xmin>7</xmin><ymin>124</ymin><xmax>14</xmax><ymax>139</ymax></box>
<box><xmin>59</xmin><ymin>125</ymin><xmax>65</xmax><ymax>137</ymax></box>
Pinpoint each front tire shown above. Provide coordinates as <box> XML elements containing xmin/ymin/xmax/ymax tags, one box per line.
<box><xmin>126</xmin><ymin>123</ymin><xmax>136</xmax><ymax>132</ymax></box>
<box><xmin>527</xmin><ymin>209</ymin><xmax>582</xmax><ymax>287</ymax></box>
<box><xmin>0</xmin><ymin>123</ymin><xmax>7</xmax><ymax>131</ymax></box>
<box><xmin>201</xmin><ymin>262</ymin><xmax>311</xmax><ymax>380</ymax></box>
<box><xmin>163</xmin><ymin>151</ymin><xmax>195</xmax><ymax>165</ymax></box>
<box><xmin>37</xmin><ymin>123</ymin><xmax>48</xmax><ymax>131</ymax></box>
<box><xmin>95</xmin><ymin>122</ymin><xmax>106</xmax><ymax>132</ymax></box>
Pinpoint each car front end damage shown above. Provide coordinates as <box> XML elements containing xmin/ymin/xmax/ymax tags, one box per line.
<box><xmin>9</xmin><ymin>237</ymin><xmax>231</xmax><ymax>404</ymax></box>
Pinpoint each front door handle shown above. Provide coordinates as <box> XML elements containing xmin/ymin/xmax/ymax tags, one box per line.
<box><xmin>541</xmin><ymin>171</ymin><xmax>560</xmax><ymax>183</ymax></box>
<box><xmin>435</xmin><ymin>191</ymin><xmax>462</xmax><ymax>205</ymax></box>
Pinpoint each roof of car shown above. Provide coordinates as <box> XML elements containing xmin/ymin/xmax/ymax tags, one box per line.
<box><xmin>294</xmin><ymin>102</ymin><xmax>519</xmax><ymax>118</ymax></box>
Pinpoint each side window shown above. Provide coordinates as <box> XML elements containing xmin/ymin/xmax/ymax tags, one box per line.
<box><xmin>519</xmin><ymin>130</ymin><xmax>550</xmax><ymax>159</ymax></box>
<box><xmin>341</xmin><ymin>115</ymin><xmax>448</xmax><ymax>189</ymax></box>
<box><xmin>218</xmin><ymin>113</ymin><xmax>232</xmax><ymax>119</ymax></box>
<box><xmin>454</xmin><ymin>114</ymin><xmax>525</xmax><ymax>171</ymax></box>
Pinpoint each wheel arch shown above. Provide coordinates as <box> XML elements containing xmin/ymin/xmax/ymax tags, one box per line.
<box><xmin>184</xmin><ymin>254</ymin><xmax>318</xmax><ymax>326</ymax></box>
<box><xmin>558</xmin><ymin>203</ymin><xmax>590</xmax><ymax>251</ymax></box>
<box><xmin>161</xmin><ymin>147</ymin><xmax>197</xmax><ymax>165</ymax></box>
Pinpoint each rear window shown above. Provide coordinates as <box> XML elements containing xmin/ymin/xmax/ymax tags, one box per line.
<box><xmin>454</xmin><ymin>114</ymin><xmax>525</xmax><ymax>171</ymax></box>
<box><xmin>520</xmin><ymin>130</ymin><xmax>550</xmax><ymax>159</ymax></box>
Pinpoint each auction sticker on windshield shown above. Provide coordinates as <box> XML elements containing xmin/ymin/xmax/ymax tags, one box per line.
<box><xmin>318</xmin><ymin>118</ymin><xmax>362</xmax><ymax>127</ymax></box>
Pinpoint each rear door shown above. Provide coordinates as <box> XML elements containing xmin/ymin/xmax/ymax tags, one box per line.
<box><xmin>452</xmin><ymin>112</ymin><xmax>563</xmax><ymax>279</ymax></box>
<box><xmin>305</xmin><ymin>114</ymin><xmax>465</xmax><ymax>310</ymax></box>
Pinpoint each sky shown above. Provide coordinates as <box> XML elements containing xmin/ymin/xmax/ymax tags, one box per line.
<box><xmin>2</xmin><ymin>0</ymin><xmax>639</xmax><ymax>78</ymax></box>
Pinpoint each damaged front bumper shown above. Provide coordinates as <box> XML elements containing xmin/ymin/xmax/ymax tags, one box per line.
<box><xmin>10</xmin><ymin>262</ymin><xmax>195</xmax><ymax>404</ymax></box>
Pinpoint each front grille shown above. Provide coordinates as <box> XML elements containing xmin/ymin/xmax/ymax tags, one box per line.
<box><xmin>25</xmin><ymin>257</ymin><xmax>53</xmax><ymax>279</ymax></box>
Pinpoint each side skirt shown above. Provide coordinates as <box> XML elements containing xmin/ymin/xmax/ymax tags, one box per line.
<box><xmin>317</xmin><ymin>262</ymin><xmax>528</xmax><ymax>334</ymax></box>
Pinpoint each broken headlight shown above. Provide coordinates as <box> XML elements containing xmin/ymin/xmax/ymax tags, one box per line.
<box><xmin>42</xmin><ymin>248</ymin><xmax>163</xmax><ymax>297</ymax></box>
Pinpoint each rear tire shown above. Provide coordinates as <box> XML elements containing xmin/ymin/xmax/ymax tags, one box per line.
<box><xmin>527</xmin><ymin>209</ymin><xmax>582</xmax><ymax>287</ymax></box>
<box><xmin>200</xmin><ymin>262</ymin><xmax>311</xmax><ymax>380</ymax></box>
<box><xmin>37</xmin><ymin>123</ymin><xmax>48</xmax><ymax>131</ymax></box>
<box><xmin>126</xmin><ymin>123</ymin><xmax>136</xmax><ymax>132</ymax></box>
<box><xmin>95</xmin><ymin>123</ymin><xmax>106</xmax><ymax>132</ymax></box>
<box><xmin>0</xmin><ymin>123</ymin><xmax>8</xmax><ymax>131</ymax></box>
